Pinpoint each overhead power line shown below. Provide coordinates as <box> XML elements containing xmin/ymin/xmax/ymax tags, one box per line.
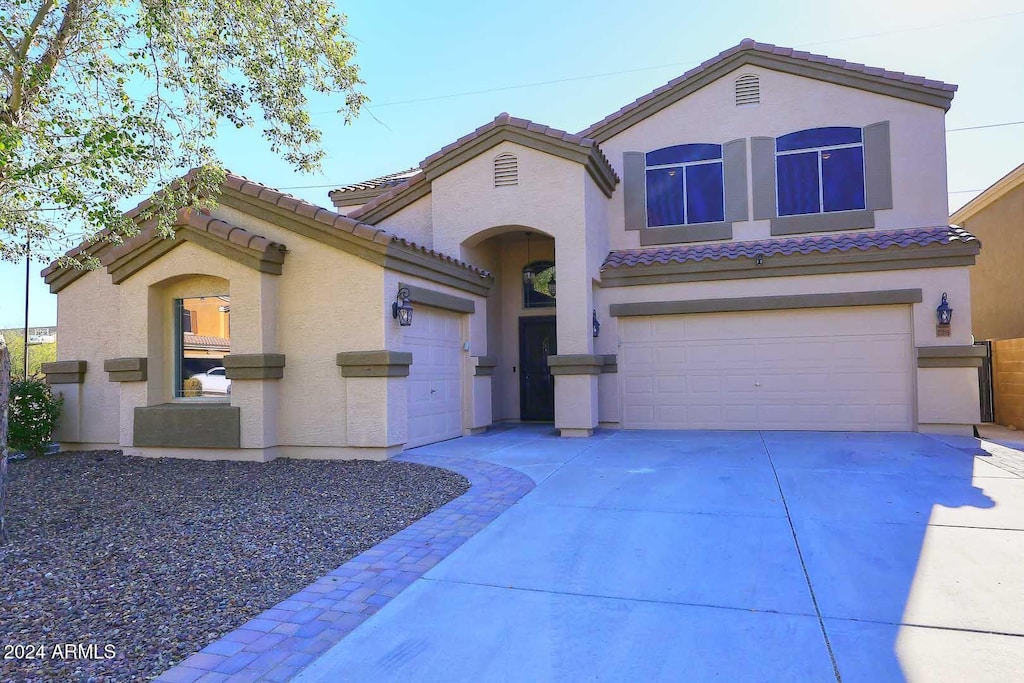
<box><xmin>307</xmin><ymin>9</ymin><xmax>1024</xmax><ymax>113</ymax></box>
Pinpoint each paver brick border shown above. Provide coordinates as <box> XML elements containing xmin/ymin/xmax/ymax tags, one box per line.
<box><xmin>154</xmin><ymin>454</ymin><xmax>535</xmax><ymax>683</ymax></box>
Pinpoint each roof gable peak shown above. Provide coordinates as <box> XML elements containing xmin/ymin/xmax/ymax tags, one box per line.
<box><xmin>580</xmin><ymin>39</ymin><xmax>957</xmax><ymax>142</ymax></box>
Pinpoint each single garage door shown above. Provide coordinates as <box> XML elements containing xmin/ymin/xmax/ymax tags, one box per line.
<box><xmin>620</xmin><ymin>305</ymin><xmax>914</xmax><ymax>431</ymax></box>
<box><xmin>405</xmin><ymin>307</ymin><xmax>464</xmax><ymax>448</ymax></box>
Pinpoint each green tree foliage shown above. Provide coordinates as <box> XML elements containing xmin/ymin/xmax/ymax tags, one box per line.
<box><xmin>2</xmin><ymin>330</ymin><xmax>55</xmax><ymax>379</ymax></box>
<box><xmin>1</xmin><ymin>0</ymin><xmax>365</xmax><ymax>262</ymax></box>
<box><xmin>0</xmin><ymin>0</ymin><xmax>366</xmax><ymax>541</ymax></box>
<box><xmin>8</xmin><ymin>378</ymin><xmax>61</xmax><ymax>456</ymax></box>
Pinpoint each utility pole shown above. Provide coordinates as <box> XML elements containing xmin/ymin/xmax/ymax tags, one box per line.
<box><xmin>22</xmin><ymin>235</ymin><xmax>29</xmax><ymax>380</ymax></box>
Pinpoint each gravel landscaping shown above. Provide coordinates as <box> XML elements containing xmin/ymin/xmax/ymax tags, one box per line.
<box><xmin>0</xmin><ymin>451</ymin><xmax>469</xmax><ymax>682</ymax></box>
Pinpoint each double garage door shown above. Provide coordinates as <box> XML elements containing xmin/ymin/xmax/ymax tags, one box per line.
<box><xmin>405</xmin><ymin>307</ymin><xmax>464</xmax><ymax>448</ymax></box>
<box><xmin>620</xmin><ymin>305</ymin><xmax>914</xmax><ymax>431</ymax></box>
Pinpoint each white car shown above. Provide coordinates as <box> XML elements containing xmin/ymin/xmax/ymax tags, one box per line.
<box><xmin>191</xmin><ymin>367</ymin><xmax>231</xmax><ymax>396</ymax></box>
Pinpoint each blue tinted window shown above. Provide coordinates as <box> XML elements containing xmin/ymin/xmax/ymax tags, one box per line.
<box><xmin>646</xmin><ymin>143</ymin><xmax>722</xmax><ymax>166</ymax></box>
<box><xmin>646</xmin><ymin>168</ymin><xmax>685</xmax><ymax>227</ymax></box>
<box><xmin>822</xmin><ymin>147</ymin><xmax>865</xmax><ymax>212</ymax></box>
<box><xmin>776</xmin><ymin>127</ymin><xmax>862</xmax><ymax>152</ymax></box>
<box><xmin>777</xmin><ymin>152</ymin><xmax>819</xmax><ymax>216</ymax></box>
<box><xmin>686</xmin><ymin>163</ymin><xmax>725</xmax><ymax>223</ymax></box>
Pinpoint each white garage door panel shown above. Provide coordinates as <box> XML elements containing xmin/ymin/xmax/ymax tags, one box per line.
<box><xmin>620</xmin><ymin>306</ymin><xmax>913</xmax><ymax>432</ymax></box>
<box><xmin>405</xmin><ymin>308</ymin><xmax>463</xmax><ymax>448</ymax></box>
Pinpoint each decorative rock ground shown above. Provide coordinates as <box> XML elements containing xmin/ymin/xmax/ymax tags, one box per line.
<box><xmin>0</xmin><ymin>451</ymin><xmax>468</xmax><ymax>682</ymax></box>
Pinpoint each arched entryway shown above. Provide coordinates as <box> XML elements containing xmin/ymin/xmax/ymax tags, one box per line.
<box><xmin>461</xmin><ymin>227</ymin><xmax>557</xmax><ymax>423</ymax></box>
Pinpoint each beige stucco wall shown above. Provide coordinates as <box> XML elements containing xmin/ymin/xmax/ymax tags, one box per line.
<box><xmin>601</xmin><ymin>264</ymin><xmax>977</xmax><ymax>431</ymax></box>
<box><xmin>217</xmin><ymin>205</ymin><xmax>388</xmax><ymax>451</ymax></box>
<box><xmin>53</xmin><ymin>269</ymin><xmax>120</xmax><ymax>447</ymax></box>
<box><xmin>376</xmin><ymin>194</ymin><xmax>433</xmax><ymax>248</ymax></box>
<box><xmin>599</xmin><ymin>64</ymin><xmax>950</xmax><ymax>250</ymax></box>
<box><xmin>960</xmin><ymin>182</ymin><xmax>1024</xmax><ymax>340</ymax></box>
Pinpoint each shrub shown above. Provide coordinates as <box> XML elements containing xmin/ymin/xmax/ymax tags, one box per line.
<box><xmin>8</xmin><ymin>379</ymin><xmax>63</xmax><ymax>456</ymax></box>
<box><xmin>183</xmin><ymin>377</ymin><xmax>203</xmax><ymax>397</ymax></box>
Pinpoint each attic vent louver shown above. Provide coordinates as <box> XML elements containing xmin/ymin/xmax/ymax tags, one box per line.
<box><xmin>494</xmin><ymin>153</ymin><xmax>518</xmax><ymax>187</ymax></box>
<box><xmin>735</xmin><ymin>74</ymin><xmax>760</xmax><ymax>106</ymax></box>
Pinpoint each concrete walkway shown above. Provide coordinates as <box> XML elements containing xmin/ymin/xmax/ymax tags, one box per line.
<box><xmin>295</xmin><ymin>426</ymin><xmax>1024</xmax><ymax>683</ymax></box>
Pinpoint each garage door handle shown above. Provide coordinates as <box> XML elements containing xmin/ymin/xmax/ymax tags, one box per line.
<box><xmin>754</xmin><ymin>382</ymin><xmax>761</xmax><ymax>387</ymax></box>
<box><xmin>430</xmin><ymin>389</ymin><xmax>436</xmax><ymax>394</ymax></box>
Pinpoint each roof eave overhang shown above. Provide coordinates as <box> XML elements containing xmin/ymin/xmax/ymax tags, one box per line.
<box><xmin>599</xmin><ymin>240</ymin><xmax>979</xmax><ymax>288</ymax></box>
<box><xmin>218</xmin><ymin>187</ymin><xmax>493</xmax><ymax>297</ymax></box>
<box><xmin>357</xmin><ymin>126</ymin><xmax>620</xmax><ymax>225</ymax></box>
<box><xmin>584</xmin><ymin>51</ymin><xmax>957</xmax><ymax>143</ymax></box>
<box><xmin>951</xmin><ymin>162</ymin><xmax>1024</xmax><ymax>225</ymax></box>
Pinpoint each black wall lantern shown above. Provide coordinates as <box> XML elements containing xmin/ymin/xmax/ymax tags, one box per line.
<box><xmin>593</xmin><ymin>309</ymin><xmax>601</xmax><ymax>338</ymax></box>
<box><xmin>392</xmin><ymin>286</ymin><xmax>413</xmax><ymax>326</ymax></box>
<box><xmin>936</xmin><ymin>292</ymin><xmax>953</xmax><ymax>326</ymax></box>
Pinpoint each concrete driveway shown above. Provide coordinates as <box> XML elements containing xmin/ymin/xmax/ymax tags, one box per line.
<box><xmin>295</xmin><ymin>427</ymin><xmax>1024</xmax><ymax>682</ymax></box>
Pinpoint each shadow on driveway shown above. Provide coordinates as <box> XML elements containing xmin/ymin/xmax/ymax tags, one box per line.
<box><xmin>295</xmin><ymin>428</ymin><xmax>1024</xmax><ymax>683</ymax></box>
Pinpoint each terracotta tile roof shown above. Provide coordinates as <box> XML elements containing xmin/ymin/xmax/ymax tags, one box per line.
<box><xmin>350</xmin><ymin>112</ymin><xmax>618</xmax><ymax>221</ymax></box>
<box><xmin>43</xmin><ymin>169</ymin><xmax>491</xmax><ymax>282</ymax></box>
<box><xmin>329</xmin><ymin>168</ymin><xmax>421</xmax><ymax>197</ymax></box>
<box><xmin>183</xmin><ymin>334</ymin><xmax>231</xmax><ymax>351</ymax></box>
<box><xmin>219</xmin><ymin>171</ymin><xmax>489</xmax><ymax>276</ymax></box>
<box><xmin>602</xmin><ymin>226</ymin><xmax>978</xmax><ymax>270</ymax></box>
<box><xmin>580</xmin><ymin>38</ymin><xmax>958</xmax><ymax>138</ymax></box>
<box><xmin>98</xmin><ymin>209</ymin><xmax>287</xmax><ymax>268</ymax></box>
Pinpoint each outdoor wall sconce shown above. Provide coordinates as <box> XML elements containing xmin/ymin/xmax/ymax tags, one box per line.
<box><xmin>593</xmin><ymin>309</ymin><xmax>601</xmax><ymax>338</ymax></box>
<box><xmin>392</xmin><ymin>286</ymin><xmax>413</xmax><ymax>326</ymax></box>
<box><xmin>936</xmin><ymin>292</ymin><xmax>953</xmax><ymax>326</ymax></box>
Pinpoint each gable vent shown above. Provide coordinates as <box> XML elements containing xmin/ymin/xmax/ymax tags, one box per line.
<box><xmin>735</xmin><ymin>74</ymin><xmax>760</xmax><ymax>106</ymax></box>
<box><xmin>494</xmin><ymin>153</ymin><xmax>518</xmax><ymax>187</ymax></box>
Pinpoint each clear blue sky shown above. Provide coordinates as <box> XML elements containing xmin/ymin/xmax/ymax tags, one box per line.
<box><xmin>2</xmin><ymin>0</ymin><xmax>1022</xmax><ymax>327</ymax></box>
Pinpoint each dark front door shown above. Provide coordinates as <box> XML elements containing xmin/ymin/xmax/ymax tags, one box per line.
<box><xmin>519</xmin><ymin>316</ymin><xmax>556</xmax><ymax>421</ymax></box>
<box><xmin>978</xmin><ymin>340</ymin><xmax>994</xmax><ymax>423</ymax></box>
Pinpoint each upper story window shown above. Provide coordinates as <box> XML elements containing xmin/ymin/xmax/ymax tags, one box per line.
<box><xmin>775</xmin><ymin>127</ymin><xmax>865</xmax><ymax>216</ymax></box>
<box><xmin>645</xmin><ymin>143</ymin><xmax>724</xmax><ymax>227</ymax></box>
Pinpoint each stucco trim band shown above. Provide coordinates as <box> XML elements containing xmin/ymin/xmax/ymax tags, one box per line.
<box><xmin>399</xmin><ymin>283</ymin><xmax>475</xmax><ymax>314</ymax></box>
<box><xmin>916</xmin><ymin>345</ymin><xmax>987</xmax><ymax>368</ymax></box>
<box><xmin>223</xmin><ymin>354</ymin><xmax>286</xmax><ymax>380</ymax></box>
<box><xmin>601</xmin><ymin>355</ymin><xmax>618</xmax><ymax>374</ymax></box>
<box><xmin>600</xmin><ymin>243</ymin><xmax>978</xmax><ymax>287</ymax></box>
<box><xmin>474</xmin><ymin>356</ymin><xmax>498</xmax><ymax>376</ymax></box>
<box><xmin>336</xmin><ymin>350</ymin><xmax>414</xmax><ymax>377</ymax></box>
<box><xmin>104</xmin><ymin>357</ymin><xmax>148</xmax><ymax>382</ymax></box>
<box><xmin>609</xmin><ymin>289</ymin><xmax>923</xmax><ymax>317</ymax></box>
<box><xmin>41</xmin><ymin>360</ymin><xmax>87</xmax><ymax>385</ymax></box>
<box><xmin>547</xmin><ymin>354</ymin><xmax>604</xmax><ymax>375</ymax></box>
<box><xmin>640</xmin><ymin>222</ymin><xmax>733</xmax><ymax>246</ymax></box>
<box><xmin>769</xmin><ymin>210</ymin><xmax>875</xmax><ymax>236</ymax></box>
<box><xmin>133</xmin><ymin>403</ymin><xmax>241</xmax><ymax>448</ymax></box>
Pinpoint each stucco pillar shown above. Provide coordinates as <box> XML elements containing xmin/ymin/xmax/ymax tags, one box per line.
<box><xmin>336</xmin><ymin>351</ymin><xmax>410</xmax><ymax>458</ymax></box>
<box><xmin>552</xmin><ymin>240</ymin><xmax>599</xmax><ymax>436</ymax></box>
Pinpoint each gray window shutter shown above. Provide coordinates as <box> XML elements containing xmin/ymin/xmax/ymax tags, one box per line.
<box><xmin>864</xmin><ymin>121</ymin><xmax>893</xmax><ymax>210</ymax></box>
<box><xmin>723</xmin><ymin>139</ymin><xmax>748</xmax><ymax>222</ymax></box>
<box><xmin>623</xmin><ymin>152</ymin><xmax>646</xmax><ymax>231</ymax></box>
<box><xmin>750</xmin><ymin>136</ymin><xmax>776</xmax><ymax>220</ymax></box>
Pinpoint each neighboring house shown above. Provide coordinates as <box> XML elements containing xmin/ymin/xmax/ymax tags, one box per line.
<box><xmin>950</xmin><ymin>163</ymin><xmax>1024</xmax><ymax>341</ymax></box>
<box><xmin>41</xmin><ymin>39</ymin><xmax>983</xmax><ymax>461</ymax></box>
<box><xmin>951</xmin><ymin>163</ymin><xmax>1024</xmax><ymax>428</ymax></box>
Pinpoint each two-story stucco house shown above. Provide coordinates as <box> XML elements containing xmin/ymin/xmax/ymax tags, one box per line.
<box><xmin>41</xmin><ymin>39</ymin><xmax>983</xmax><ymax>461</ymax></box>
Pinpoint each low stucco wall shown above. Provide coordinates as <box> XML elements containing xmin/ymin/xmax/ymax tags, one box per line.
<box><xmin>993</xmin><ymin>338</ymin><xmax>1024</xmax><ymax>429</ymax></box>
